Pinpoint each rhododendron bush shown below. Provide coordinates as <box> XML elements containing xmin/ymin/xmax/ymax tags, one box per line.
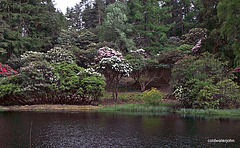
<box><xmin>0</xmin><ymin>60</ymin><xmax>105</xmax><ymax>105</ymax></box>
<box><xmin>171</xmin><ymin>52</ymin><xmax>240</xmax><ymax>109</ymax></box>
<box><xmin>95</xmin><ymin>47</ymin><xmax>122</xmax><ymax>61</ymax></box>
<box><xmin>95</xmin><ymin>47</ymin><xmax>132</xmax><ymax>100</ymax></box>
<box><xmin>0</xmin><ymin>63</ymin><xmax>18</xmax><ymax>78</ymax></box>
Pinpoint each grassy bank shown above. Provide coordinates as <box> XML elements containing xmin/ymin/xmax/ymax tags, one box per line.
<box><xmin>98</xmin><ymin>103</ymin><xmax>240</xmax><ymax>117</ymax></box>
<box><xmin>176</xmin><ymin>108</ymin><xmax>240</xmax><ymax>116</ymax></box>
<box><xmin>98</xmin><ymin>103</ymin><xmax>173</xmax><ymax>112</ymax></box>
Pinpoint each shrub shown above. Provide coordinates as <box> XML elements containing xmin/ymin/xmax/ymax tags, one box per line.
<box><xmin>52</xmin><ymin>62</ymin><xmax>105</xmax><ymax>103</ymax></box>
<box><xmin>180</xmin><ymin>28</ymin><xmax>208</xmax><ymax>45</ymax></box>
<box><xmin>143</xmin><ymin>88</ymin><xmax>164</xmax><ymax>106</ymax></box>
<box><xmin>51</xmin><ymin>62</ymin><xmax>84</xmax><ymax>93</ymax></box>
<box><xmin>7</xmin><ymin>51</ymin><xmax>46</xmax><ymax>70</ymax></box>
<box><xmin>78</xmin><ymin>76</ymin><xmax>105</xmax><ymax>102</ymax></box>
<box><xmin>171</xmin><ymin>52</ymin><xmax>239</xmax><ymax>109</ymax></box>
<box><xmin>0</xmin><ymin>63</ymin><xmax>18</xmax><ymax>78</ymax></box>
<box><xmin>18</xmin><ymin>60</ymin><xmax>59</xmax><ymax>98</ymax></box>
<box><xmin>177</xmin><ymin>44</ymin><xmax>193</xmax><ymax>54</ymax></box>
<box><xmin>125</xmin><ymin>52</ymin><xmax>158</xmax><ymax>91</ymax></box>
<box><xmin>96</xmin><ymin>48</ymin><xmax>132</xmax><ymax>100</ymax></box>
<box><xmin>0</xmin><ymin>75</ymin><xmax>20</xmax><ymax>99</ymax></box>
<box><xmin>71</xmin><ymin>47</ymin><xmax>98</xmax><ymax>68</ymax></box>
<box><xmin>95</xmin><ymin>46</ymin><xmax>123</xmax><ymax>62</ymax></box>
<box><xmin>46</xmin><ymin>47</ymin><xmax>75</xmax><ymax>64</ymax></box>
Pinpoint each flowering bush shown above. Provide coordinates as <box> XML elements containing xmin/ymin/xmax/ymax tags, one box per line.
<box><xmin>97</xmin><ymin>56</ymin><xmax>132</xmax><ymax>77</ymax></box>
<box><xmin>95</xmin><ymin>47</ymin><xmax>122</xmax><ymax>61</ymax></box>
<box><xmin>171</xmin><ymin>52</ymin><xmax>239</xmax><ymax>109</ymax></box>
<box><xmin>143</xmin><ymin>88</ymin><xmax>164</xmax><ymax>106</ymax></box>
<box><xmin>192</xmin><ymin>40</ymin><xmax>202</xmax><ymax>52</ymax></box>
<box><xmin>0</xmin><ymin>63</ymin><xmax>18</xmax><ymax>78</ymax></box>
<box><xmin>46</xmin><ymin>47</ymin><xmax>75</xmax><ymax>64</ymax></box>
<box><xmin>19</xmin><ymin>61</ymin><xmax>59</xmax><ymax>95</ymax></box>
<box><xmin>7</xmin><ymin>51</ymin><xmax>47</xmax><ymax>70</ymax></box>
<box><xmin>130</xmin><ymin>49</ymin><xmax>147</xmax><ymax>58</ymax></box>
<box><xmin>96</xmin><ymin>47</ymin><xmax>132</xmax><ymax>100</ymax></box>
<box><xmin>77</xmin><ymin>68</ymin><xmax>102</xmax><ymax>77</ymax></box>
<box><xmin>180</xmin><ymin>28</ymin><xmax>207</xmax><ymax>45</ymax></box>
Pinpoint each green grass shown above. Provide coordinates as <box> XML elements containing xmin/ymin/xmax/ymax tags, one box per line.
<box><xmin>0</xmin><ymin>106</ymin><xmax>3</xmax><ymax>111</ymax></box>
<box><xmin>98</xmin><ymin>102</ymin><xmax>240</xmax><ymax>117</ymax></box>
<box><xmin>176</xmin><ymin>108</ymin><xmax>240</xmax><ymax>116</ymax></box>
<box><xmin>98</xmin><ymin>103</ymin><xmax>173</xmax><ymax>112</ymax></box>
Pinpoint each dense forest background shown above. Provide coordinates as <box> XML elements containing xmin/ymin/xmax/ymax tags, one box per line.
<box><xmin>0</xmin><ymin>0</ymin><xmax>239</xmax><ymax>64</ymax></box>
<box><xmin>0</xmin><ymin>0</ymin><xmax>239</xmax><ymax>108</ymax></box>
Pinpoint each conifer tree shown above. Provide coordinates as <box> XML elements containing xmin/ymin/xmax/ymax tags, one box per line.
<box><xmin>128</xmin><ymin>0</ymin><xmax>172</xmax><ymax>53</ymax></box>
<box><xmin>100</xmin><ymin>1</ymin><xmax>136</xmax><ymax>52</ymax></box>
<box><xmin>217</xmin><ymin>0</ymin><xmax>240</xmax><ymax>66</ymax></box>
<box><xmin>0</xmin><ymin>0</ymin><xmax>64</xmax><ymax>60</ymax></box>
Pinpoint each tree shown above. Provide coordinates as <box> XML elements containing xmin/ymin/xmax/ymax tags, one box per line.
<box><xmin>165</xmin><ymin>0</ymin><xmax>197</xmax><ymax>37</ymax></box>
<box><xmin>96</xmin><ymin>47</ymin><xmax>132</xmax><ymax>100</ymax></box>
<box><xmin>128</xmin><ymin>0</ymin><xmax>172</xmax><ymax>53</ymax></box>
<box><xmin>194</xmin><ymin>0</ymin><xmax>219</xmax><ymax>31</ymax></box>
<box><xmin>100</xmin><ymin>1</ymin><xmax>136</xmax><ymax>52</ymax></box>
<box><xmin>125</xmin><ymin>49</ymin><xmax>160</xmax><ymax>91</ymax></box>
<box><xmin>0</xmin><ymin>15</ymin><xmax>9</xmax><ymax>58</ymax></box>
<box><xmin>0</xmin><ymin>0</ymin><xmax>64</xmax><ymax>60</ymax></box>
<box><xmin>217</xmin><ymin>0</ymin><xmax>240</xmax><ymax>66</ymax></box>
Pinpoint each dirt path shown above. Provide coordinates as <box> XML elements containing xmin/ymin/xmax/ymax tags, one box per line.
<box><xmin>1</xmin><ymin>105</ymin><xmax>101</xmax><ymax>112</ymax></box>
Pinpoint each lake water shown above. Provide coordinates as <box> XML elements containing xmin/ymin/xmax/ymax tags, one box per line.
<box><xmin>0</xmin><ymin>111</ymin><xmax>239</xmax><ymax>147</ymax></box>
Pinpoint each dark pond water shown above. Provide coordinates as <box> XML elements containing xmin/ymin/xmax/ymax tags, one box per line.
<box><xmin>0</xmin><ymin>111</ymin><xmax>239</xmax><ymax>147</ymax></box>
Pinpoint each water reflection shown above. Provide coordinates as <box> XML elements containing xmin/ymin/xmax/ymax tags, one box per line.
<box><xmin>0</xmin><ymin>111</ymin><xmax>239</xmax><ymax>147</ymax></box>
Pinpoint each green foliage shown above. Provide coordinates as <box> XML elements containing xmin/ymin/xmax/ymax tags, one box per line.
<box><xmin>217</xmin><ymin>0</ymin><xmax>240</xmax><ymax>67</ymax></box>
<box><xmin>51</xmin><ymin>62</ymin><xmax>84</xmax><ymax>93</ymax></box>
<box><xmin>143</xmin><ymin>88</ymin><xmax>164</xmax><ymax>106</ymax></box>
<box><xmin>0</xmin><ymin>0</ymin><xmax>66</xmax><ymax>60</ymax></box>
<box><xmin>77</xmin><ymin>30</ymin><xmax>99</xmax><ymax>50</ymax></box>
<box><xmin>0</xmin><ymin>75</ymin><xmax>20</xmax><ymax>98</ymax></box>
<box><xmin>125</xmin><ymin>51</ymin><xmax>158</xmax><ymax>91</ymax></box>
<box><xmin>157</xmin><ymin>49</ymin><xmax>185</xmax><ymax>68</ymax></box>
<box><xmin>79</xmin><ymin>76</ymin><xmax>106</xmax><ymax>101</ymax></box>
<box><xmin>71</xmin><ymin>47</ymin><xmax>98</xmax><ymax>68</ymax></box>
<box><xmin>100</xmin><ymin>1</ymin><xmax>136</xmax><ymax>52</ymax></box>
<box><xmin>171</xmin><ymin>52</ymin><xmax>240</xmax><ymax>109</ymax></box>
<box><xmin>216</xmin><ymin>79</ymin><xmax>240</xmax><ymax>108</ymax></box>
<box><xmin>128</xmin><ymin>0</ymin><xmax>172</xmax><ymax>53</ymax></box>
<box><xmin>7</xmin><ymin>51</ymin><xmax>47</xmax><ymax>70</ymax></box>
<box><xmin>177</xmin><ymin>44</ymin><xmax>193</xmax><ymax>54</ymax></box>
<box><xmin>0</xmin><ymin>15</ymin><xmax>9</xmax><ymax>59</ymax></box>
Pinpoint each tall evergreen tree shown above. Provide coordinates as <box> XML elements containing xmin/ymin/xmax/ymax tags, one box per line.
<box><xmin>0</xmin><ymin>0</ymin><xmax>64</xmax><ymax>61</ymax></box>
<box><xmin>166</xmin><ymin>0</ymin><xmax>196</xmax><ymax>37</ymax></box>
<box><xmin>0</xmin><ymin>15</ymin><xmax>9</xmax><ymax>57</ymax></box>
<box><xmin>128</xmin><ymin>0</ymin><xmax>172</xmax><ymax>53</ymax></box>
<box><xmin>194</xmin><ymin>0</ymin><xmax>219</xmax><ymax>31</ymax></box>
<box><xmin>217</xmin><ymin>0</ymin><xmax>240</xmax><ymax>66</ymax></box>
<box><xmin>100</xmin><ymin>1</ymin><xmax>136</xmax><ymax>52</ymax></box>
